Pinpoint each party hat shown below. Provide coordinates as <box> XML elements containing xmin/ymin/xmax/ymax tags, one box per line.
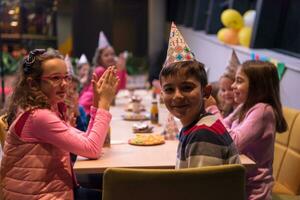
<box><xmin>77</xmin><ymin>54</ymin><xmax>88</xmax><ymax>65</ymax></box>
<box><xmin>98</xmin><ymin>31</ymin><xmax>110</xmax><ymax>49</ymax></box>
<box><xmin>227</xmin><ymin>50</ymin><xmax>240</xmax><ymax>71</ymax></box>
<box><xmin>223</xmin><ymin>50</ymin><xmax>240</xmax><ymax>80</ymax></box>
<box><xmin>65</xmin><ymin>54</ymin><xmax>74</xmax><ymax>75</ymax></box>
<box><xmin>162</xmin><ymin>113</ymin><xmax>179</xmax><ymax>140</ymax></box>
<box><xmin>163</xmin><ymin>22</ymin><xmax>195</xmax><ymax>67</ymax></box>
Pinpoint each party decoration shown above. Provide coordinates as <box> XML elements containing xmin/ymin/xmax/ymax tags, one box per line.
<box><xmin>217</xmin><ymin>9</ymin><xmax>255</xmax><ymax>48</ymax></box>
<box><xmin>238</xmin><ymin>27</ymin><xmax>252</xmax><ymax>47</ymax></box>
<box><xmin>217</xmin><ymin>28</ymin><xmax>239</xmax><ymax>45</ymax></box>
<box><xmin>162</xmin><ymin>113</ymin><xmax>179</xmax><ymax>140</ymax></box>
<box><xmin>228</xmin><ymin>50</ymin><xmax>240</xmax><ymax>70</ymax></box>
<box><xmin>221</xmin><ymin>9</ymin><xmax>244</xmax><ymax>30</ymax></box>
<box><xmin>98</xmin><ymin>31</ymin><xmax>111</xmax><ymax>49</ymax></box>
<box><xmin>64</xmin><ymin>54</ymin><xmax>75</xmax><ymax>75</ymax></box>
<box><xmin>249</xmin><ymin>53</ymin><xmax>286</xmax><ymax>80</ymax></box>
<box><xmin>243</xmin><ymin>10</ymin><xmax>256</xmax><ymax>27</ymax></box>
<box><xmin>250</xmin><ymin>52</ymin><xmax>255</xmax><ymax>60</ymax></box>
<box><xmin>77</xmin><ymin>54</ymin><xmax>88</xmax><ymax>65</ymax></box>
<box><xmin>277</xmin><ymin>62</ymin><xmax>286</xmax><ymax>80</ymax></box>
<box><xmin>163</xmin><ymin>22</ymin><xmax>195</xmax><ymax>67</ymax></box>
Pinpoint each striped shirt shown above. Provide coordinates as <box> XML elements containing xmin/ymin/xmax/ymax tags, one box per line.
<box><xmin>176</xmin><ymin>113</ymin><xmax>240</xmax><ymax>168</ymax></box>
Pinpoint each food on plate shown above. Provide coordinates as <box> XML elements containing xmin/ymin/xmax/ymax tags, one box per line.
<box><xmin>128</xmin><ymin>134</ymin><xmax>165</xmax><ymax>146</ymax></box>
<box><xmin>132</xmin><ymin>123</ymin><xmax>153</xmax><ymax>133</ymax></box>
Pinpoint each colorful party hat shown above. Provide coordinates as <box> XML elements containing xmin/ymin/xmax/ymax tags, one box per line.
<box><xmin>65</xmin><ymin>54</ymin><xmax>74</xmax><ymax>75</ymax></box>
<box><xmin>98</xmin><ymin>31</ymin><xmax>110</xmax><ymax>49</ymax></box>
<box><xmin>77</xmin><ymin>54</ymin><xmax>88</xmax><ymax>65</ymax></box>
<box><xmin>163</xmin><ymin>22</ymin><xmax>195</xmax><ymax>67</ymax></box>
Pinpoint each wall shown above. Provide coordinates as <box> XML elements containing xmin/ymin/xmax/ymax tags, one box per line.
<box><xmin>148</xmin><ymin>0</ymin><xmax>166</xmax><ymax>82</ymax></box>
<box><xmin>148</xmin><ymin>0</ymin><xmax>166</xmax><ymax>61</ymax></box>
<box><xmin>57</xmin><ymin>2</ymin><xmax>72</xmax><ymax>55</ymax></box>
<box><xmin>179</xmin><ymin>26</ymin><xmax>300</xmax><ymax>109</ymax></box>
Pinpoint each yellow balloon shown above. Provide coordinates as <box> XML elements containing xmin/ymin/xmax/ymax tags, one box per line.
<box><xmin>238</xmin><ymin>27</ymin><xmax>252</xmax><ymax>47</ymax></box>
<box><xmin>221</xmin><ymin>9</ymin><xmax>244</xmax><ymax>29</ymax></box>
<box><xmin>217</xmin><ymin>28</ymin><xmax>227</xmax><ymax>42</ymax></box>
<box><xmin>217</xmin><ymin>28</ymin><xmax>239</xmax><ymax>45</ymax></box>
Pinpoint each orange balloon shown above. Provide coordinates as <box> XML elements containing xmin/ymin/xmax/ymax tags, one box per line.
<box><xmin>217</xmin><ymin>28</ymin><xmax>239</xmax><ymax>45</ymax></box>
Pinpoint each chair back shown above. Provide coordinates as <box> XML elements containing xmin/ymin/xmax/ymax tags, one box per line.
<box><xmin>102</xmin><ymin>164</ymin><xmax>246</xmax><ymax>200</ymax></box>
<box><xmin>273</xmin><ymin>107</ymin><xmax>300</xmax><ymax>195</ymax></box>
<box><xmin>0</xmin><ymin>114</ymin><xmax>7</xmax><ymax>149</ymax></box>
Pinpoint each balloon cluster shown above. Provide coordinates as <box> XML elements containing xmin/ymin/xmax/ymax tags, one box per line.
<box><xmin>217</xmin><ymin>9</ymin><xmax>256</xmax><ymax>47</ymax></box>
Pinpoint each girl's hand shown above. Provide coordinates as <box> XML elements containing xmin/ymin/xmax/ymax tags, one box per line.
<box><xmin>116</xmin><ymin>52</ymin><xmax>127</xmax><ymax>71</ymax></box>
<box><xmin>205</xmin><ymin>95</ymin><xmax>217</xmax><ymax>108</ymax></box>
<box><xmin>92</xmin><ymin>66</ymin><xmax>119</xmax><ymax>110</ymax></box>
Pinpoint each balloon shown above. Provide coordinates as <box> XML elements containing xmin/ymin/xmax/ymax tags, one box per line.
<box><xmin>243</xmin><ymin>10</ymin><xmax>256</xmax><ymax>27</ymax></box>
<box><xmin>217</xmin><ymin>28</ymin><xmax>239</xmax><ymax>45</ymax></box>
<box><xmin>221</xmin><ymin>9</ymin><xmax>244</xmax><ymax>30</ymax></box>
<box><xmin>238</xmin><ymin>27</ymin><xmax>252</xmax><ymax>47</ymax></box>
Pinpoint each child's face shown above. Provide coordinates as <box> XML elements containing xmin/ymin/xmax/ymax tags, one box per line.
<box><xmin>40</xmin><ymin>58</ymin><xmax>70</xmax><ymax>105</ymax></box>
<box><xmin>161</xmin><ymin>74</ymin><xmax>205</xmax><ymax>127</ymax></box>
<box><xmin>99</xmin><ymin>46</ymin><xmax>116</xmax><ymax>67</ymax></box>
<box><xmin>219</xmin><ymin>77</ymin><xmax>234</xmax><ymax>105</ymax></box>
<box><xmin>78</xmin><ymin>63</ymin><xmax>89</xmax><ymax>78</ymax></box>
<box><xmin>232</xmin><ymin>68</ymin><xmax>249</xmax><ymax>104</ymax></box>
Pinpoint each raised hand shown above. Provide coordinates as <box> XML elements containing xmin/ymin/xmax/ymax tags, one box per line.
<box><xmin>204</xmin><ymin>95</ymin><xmax>217</xmax><ymax>108</ymax></box>
<box><xmin>92</xmin><ymin>66</ymin><xmax>119</xmax><ymax>110</ymax></box>
<box><xmin>115</xmin><ymin>52</ymin><xmax>127</xmax><ymax>71</ymax></box>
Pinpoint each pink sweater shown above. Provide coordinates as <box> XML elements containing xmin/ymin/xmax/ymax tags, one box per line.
<box><xmin>207</xmin><ymin>103</ymin><xmax>276</xmax><ymax>200</ymax></box>
<box><xmin>20</xmin><ymin>106</ymin><xmax>111</xmax><ymax>158</ymax></box>
<box><xmin>79</xmin><ymin>66</ymin><xmax>127</xmax><ymax>115</ymax></box>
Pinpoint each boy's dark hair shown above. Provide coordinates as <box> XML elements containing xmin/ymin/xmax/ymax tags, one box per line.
<box><xmin>238</xmin><ymin>60</ymin><xmax>287</xmax><ymax>133</ymax></box>
<box><xmin>159</xmin><ymin>61</ymin><xmax>207</xmax><ymax>87</ymax></box>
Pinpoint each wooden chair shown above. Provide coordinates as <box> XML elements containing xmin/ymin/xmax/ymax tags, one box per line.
<box><xmin>102</xmin><ymin>164</ymin><xmax>246</xmax><ymax>200</ymax></box>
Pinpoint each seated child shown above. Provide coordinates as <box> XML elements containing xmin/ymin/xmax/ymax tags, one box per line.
<box><xmin>206</xmin><ymin>60</ymin><xmax>287</xmax><ymax>200</ymax></box>
<box><xmin>76</xmin><ymin>54</ymin><xmax>91</xmax><ymax>91</ymax></box>
<box><xmin>159</xmin><ymin>22</ymin><xmax>240</xmax><ymax>168</ymax></box>
<box><xmin>1</xmin><ymin>49</ymin><xmax>119</xmax><ymax>199</ymax></box>
<box><xmin>79</xmin><ymin>31</ymin><xmax>127</xmax><ymax>116</ymax></box>
<box><xmin>208</xmin><ymin>50</ymin><xmax>240</xmax><ymax>117</ymax></box>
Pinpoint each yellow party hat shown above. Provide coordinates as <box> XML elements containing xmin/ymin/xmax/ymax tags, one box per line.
<box><xmin>163</xmin><ymin>22</ymin><xmax>195</xmax><ymax>67</ymax></box>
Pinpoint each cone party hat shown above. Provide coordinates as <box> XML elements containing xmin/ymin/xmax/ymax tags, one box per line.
<box><xmin>78</xmin><ymin>54</ymin><xmax>88</xmax><ymax>65</ymax></box>
<box><xmin>227</xmin><ymin>49</ymin><xmax>240</xmax><ymax>71</ymax></box>
<box><xmin>98</xmin><ymin>31</ymin><xmax>111</xmax><ymax>49</ymax></box>
<box><xmin>163</xmin><ymin>22</ymin><xmax>195</xmax><ymax>67</ymax></box>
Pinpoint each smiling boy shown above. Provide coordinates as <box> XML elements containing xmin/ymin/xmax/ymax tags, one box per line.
<box><xmin>160</xmin><ymin>23</ymin><xmax>240</xmax><ymax>168</ymax></box>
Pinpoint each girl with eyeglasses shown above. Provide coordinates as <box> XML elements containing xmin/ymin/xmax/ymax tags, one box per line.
<box><xmin>0</xmin><ymin>49</ymin><xmax>119</xmax><ymax>200</ymax></box>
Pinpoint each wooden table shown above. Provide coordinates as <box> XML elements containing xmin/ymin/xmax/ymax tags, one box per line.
<box><xmin>74</xmin><ymin>141</ymin><xmax>255</xmax><ymax>174</ymax></box>
<box><xmin>74</xmin><ymin>90</ymin><xmax>255</xmax><ymax>174</ymax></box>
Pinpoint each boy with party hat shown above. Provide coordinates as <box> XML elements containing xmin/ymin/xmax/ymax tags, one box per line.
<box><xmin>159</xmin><ymin>22</ymin><xmax>240</xmax><ymax>168</ymax></box>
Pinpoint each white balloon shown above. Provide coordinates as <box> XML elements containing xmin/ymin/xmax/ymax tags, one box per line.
<box><xmin>243</xmin><ymin>10</ymin><xmax>256</xmax><ymax>27</ymax></box>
